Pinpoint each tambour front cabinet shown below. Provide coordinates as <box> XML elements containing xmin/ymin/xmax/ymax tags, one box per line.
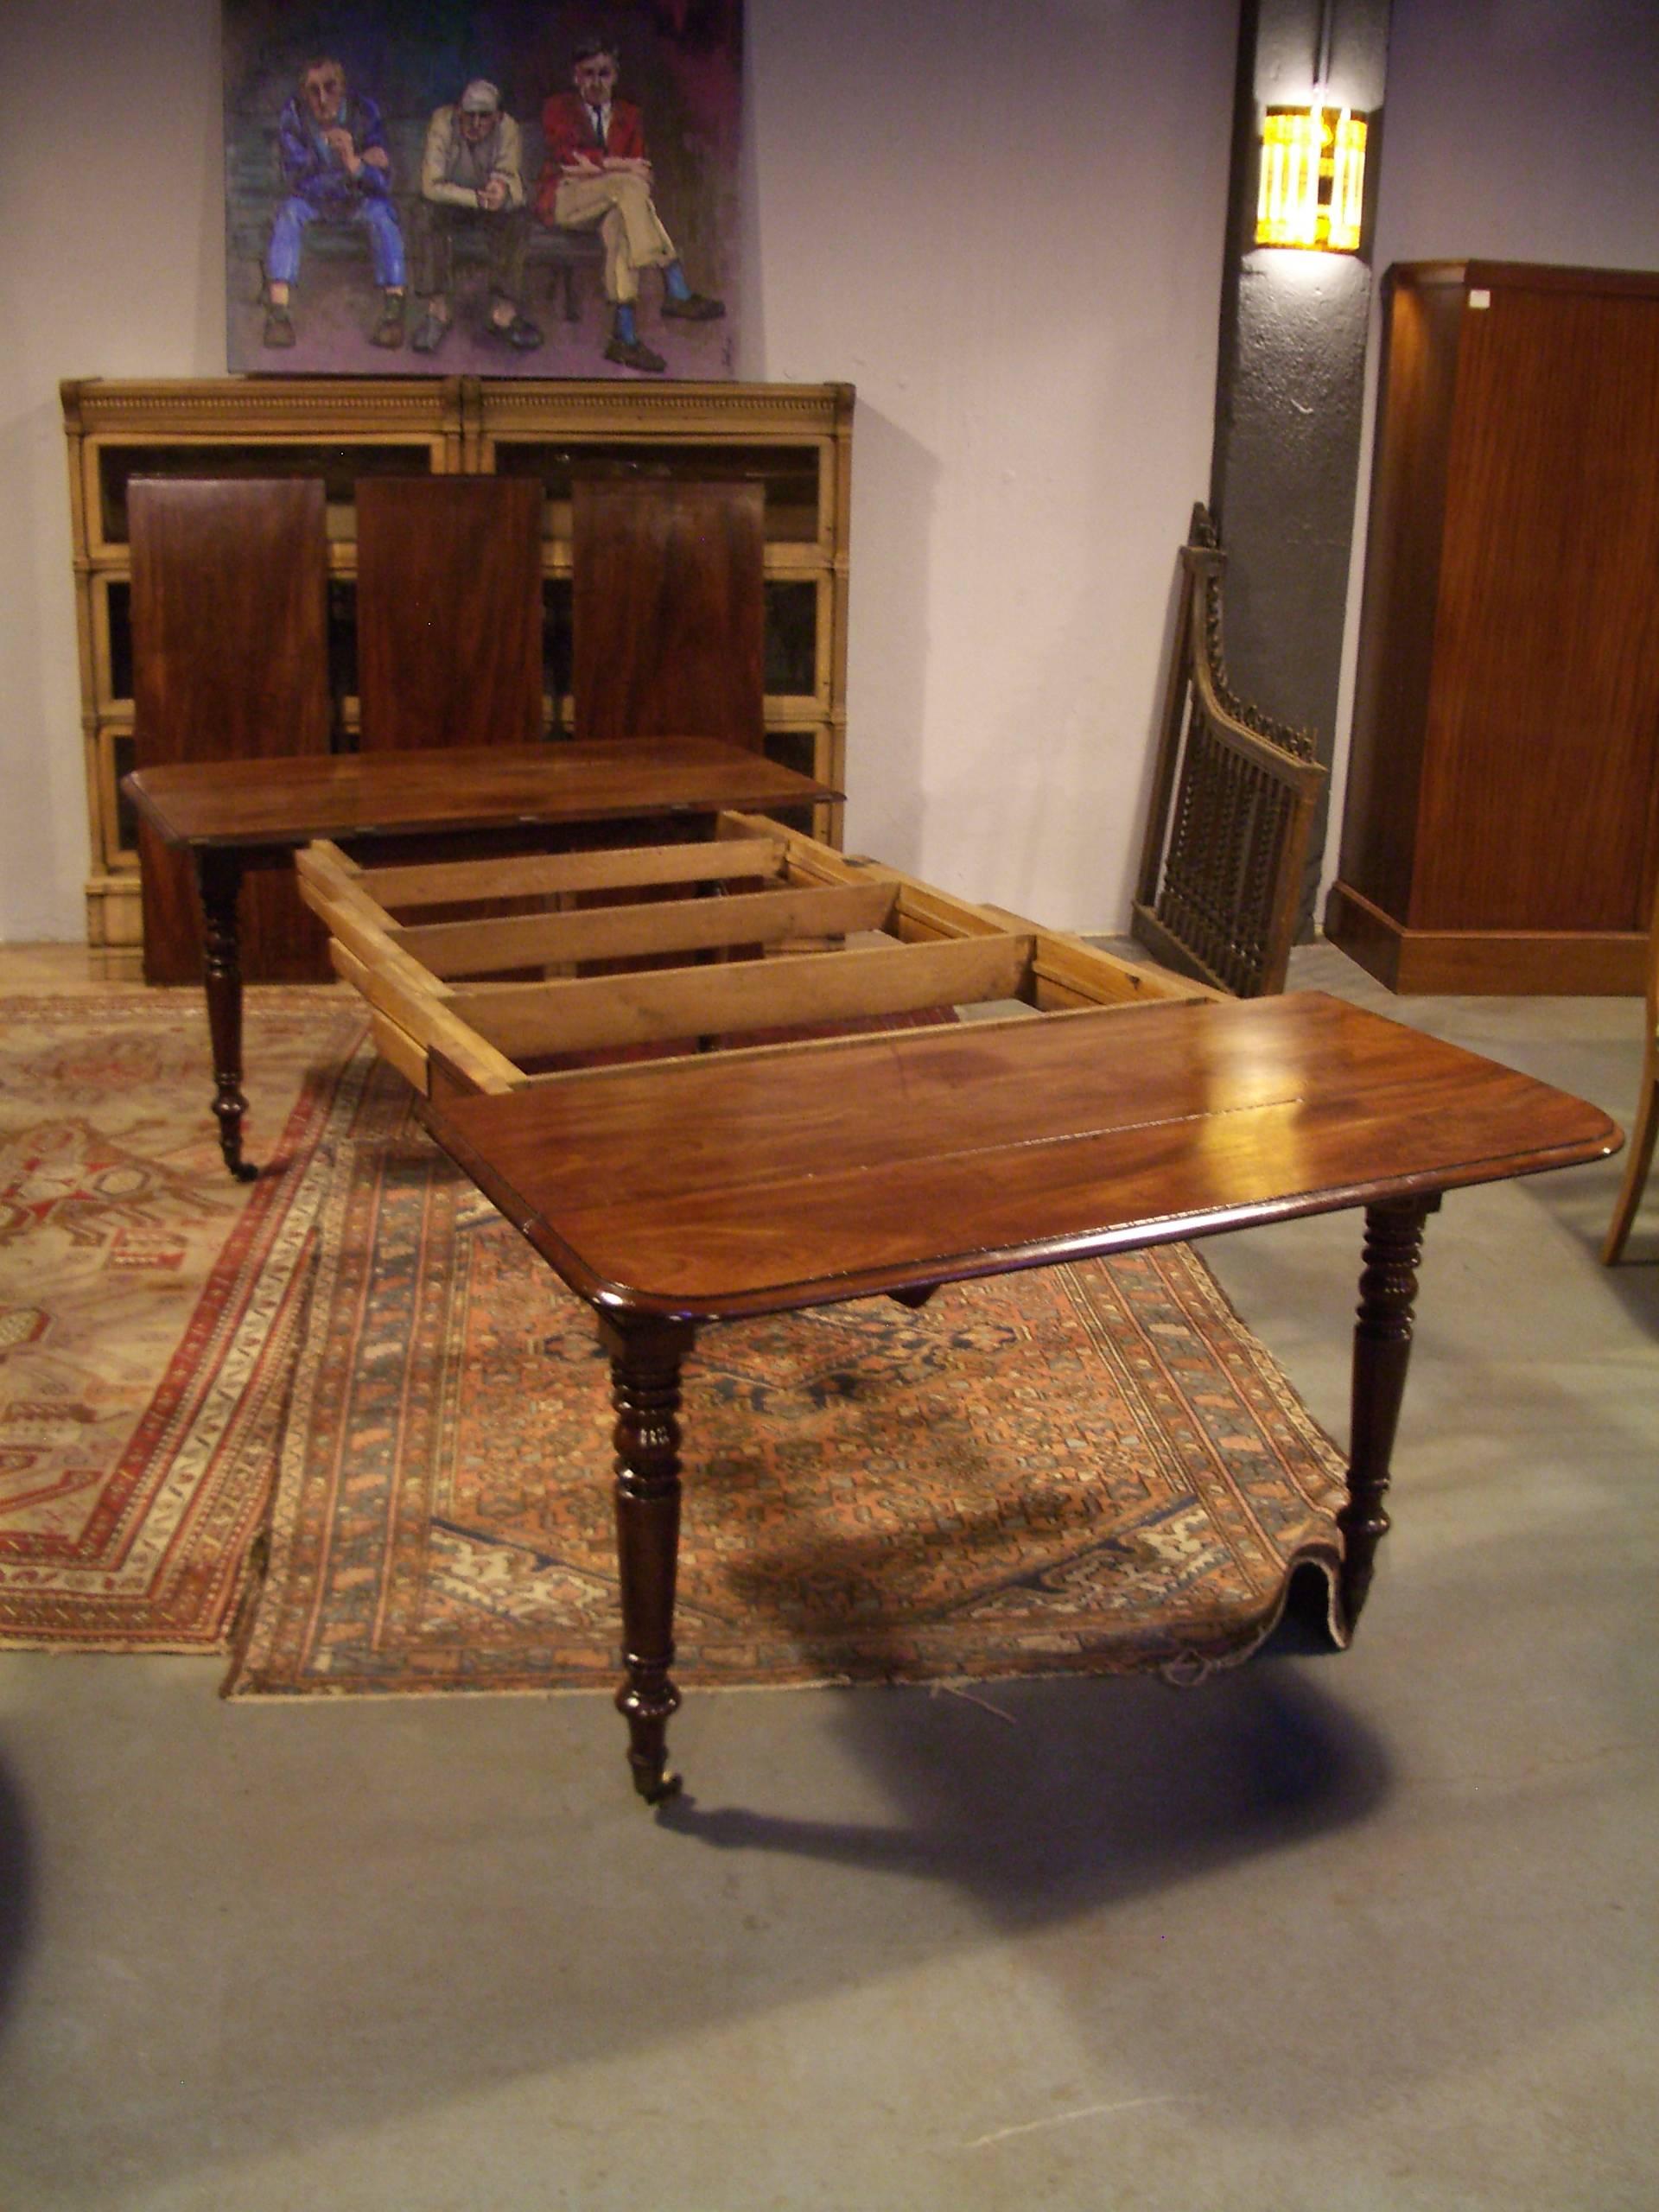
<box><xmin>60</xmin><ymin>377</ymin><xmax>853</xmax><ymax>963</ymax></box>
<box><xmin>1325</xmin><ymin>262</ymin><xmax>1659</xmax><ymax>993</ymax></box>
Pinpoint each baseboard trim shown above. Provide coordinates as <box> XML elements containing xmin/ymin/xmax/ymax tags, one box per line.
<box><xmin>1323</xmin><ymin>882</ymin><xmax>1646</xmax><ymax>995</ymax></box>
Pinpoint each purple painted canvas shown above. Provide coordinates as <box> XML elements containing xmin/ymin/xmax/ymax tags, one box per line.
<box><xmin>223</xmin><ymin>2</ymin><xmax>741</xmax><ymax>378</ymax></box>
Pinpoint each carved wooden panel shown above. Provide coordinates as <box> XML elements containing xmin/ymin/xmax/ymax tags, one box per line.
<box><xmin>1411</xmin><ymin>283</ymin><xmax>1659</xmax><ymax>931</ymax></box>
<box><xmin>1132</xmin><ymin>505</ymin><xmax>1325</xmax><ymax>996</ymax></box>
<box><xmin>130</xmin><ymin>476</ymin><xmax>331</xmax><ymax>982</ymax></box>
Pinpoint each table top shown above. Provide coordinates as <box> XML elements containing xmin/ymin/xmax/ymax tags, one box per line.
<box><xmin>425</xmin><ymin>991</ymin><xmax>1622</xmax><ymax>1322</ymax></box>
<box><xmin>122</xmin><ymin>739</ymin><xmax>839</xmax><ymax>849</ymax></box>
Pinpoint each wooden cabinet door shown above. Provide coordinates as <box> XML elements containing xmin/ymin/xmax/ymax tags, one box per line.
<box><xmin>1413</xmin><ymin>282</ymin><xmax>1659</xmax><ymax>932</ymax></box>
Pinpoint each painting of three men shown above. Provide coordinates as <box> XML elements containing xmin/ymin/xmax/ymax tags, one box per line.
<box><xmin>223</xmin><ymin>1</ymin><xmax>741</xmax><ymax>377</ymax></box>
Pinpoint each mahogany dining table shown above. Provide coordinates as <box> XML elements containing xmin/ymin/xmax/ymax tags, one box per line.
<box><xmin>122</xmin><ymin>739</ymin><xmax>836</xmax><ymax>1178</ymax></box>
<box><xmin>423</xmin><ymin>989</ymin><xmax>1621</xmax><ymax>1804</ymax></box>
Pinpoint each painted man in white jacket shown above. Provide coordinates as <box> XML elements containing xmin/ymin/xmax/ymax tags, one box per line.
<box><xmin>409</xmin><ymin>79</ymin><xmax>543</xmax><ymax>353</ymax></box>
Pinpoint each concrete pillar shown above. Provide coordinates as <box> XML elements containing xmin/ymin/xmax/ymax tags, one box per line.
<box><xmin>1209</xmin><ymin>0</ymin><xmax>1390</xmax><ymax>928</ymax></box>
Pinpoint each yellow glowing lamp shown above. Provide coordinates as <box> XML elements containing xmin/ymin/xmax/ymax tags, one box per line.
<box><xmin>1255</xmin><ymin>105</ymin><xmax>1368</xmax><ymax>251</ymax></box>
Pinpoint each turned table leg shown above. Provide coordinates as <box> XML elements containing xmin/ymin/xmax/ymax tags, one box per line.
<box><xmin>195</xmin><ymin>848</ymin><xmax>258</xmax><ymax>1183</ymax></box>
<box><xmin>599</xmin><ymin>1312</ymin><xmax>697</xmax><ymax>1803</ymax></box>
<box><xmin>1339</xmin><ymin>1193</ymin><xmax>1437</xmax><ymax>1628</ymax></box>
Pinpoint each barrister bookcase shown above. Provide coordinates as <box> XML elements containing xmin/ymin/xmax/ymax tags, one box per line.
<box><xmin>60</xmin><ymin>377</ymin><xmax>854</xmax><ymax>966</ymax></box>
<box><xmin>1325</xmin><ymin>262</ymin><xmax>1659</xmax><ymax>993</ymax></box>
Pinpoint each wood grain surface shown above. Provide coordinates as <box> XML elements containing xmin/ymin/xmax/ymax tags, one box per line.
<box><xmin>130</xmin><ymin>478</ymin><xmax>332</xmax><ymax>982</ymax></box>
<box><xmin>356</xmin><ymin>477</ymin><xmax>545</xmax><ymax>753</ymax></box>
<box><xmin>573</xmin><ymin>478</ymin><xmax>766</xmax><ymax>750</ymax></box>
<box><xmin>124</xmin><ymin>739</ymin><xmax>837</xmax><ymax>849</ymax></box>
<box><xmin>1338</xmin><ymin>270</ymin><xmax>1465</xmax><ymax>922</ymax></box>
<box><xmin>1414</xmin><ymin>282</ymin><xmax>1659</xmax><ymax>931</ymax></box>
<box><xmin>1333</xmin><ymin>261</ymin><xmax>1659</xmax><ymax>988</ymax></box>
<box><xmin>427</xmin><ymin>991</ymin><xmax>1620</xmax><ymax>1318</ymax></box>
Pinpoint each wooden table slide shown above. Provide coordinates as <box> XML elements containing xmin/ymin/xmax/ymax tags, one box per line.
<box><xmin>295</xmin><ymin>812</ymin><xmax>1211</xmax><ymax>1101</ymax></box>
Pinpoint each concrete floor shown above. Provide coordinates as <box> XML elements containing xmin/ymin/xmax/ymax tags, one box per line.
<box><xmin>1</xmin><ymin>942</ymin><xmax>1655</xmax><ymax>2210</ymax></box>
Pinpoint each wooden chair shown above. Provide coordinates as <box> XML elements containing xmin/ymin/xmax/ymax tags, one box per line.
<box><xmin>1602</xmin><ymin>872</ymin><xmax>1659</xmax><ymax>1262</ymax></box>
<box><xmin>355</xmin><ymin>477</ymin><xmax>545</xmax><ymax>752</ymax></box>
<box><xmin>1131</xmin><ymin>504</ymin><xmax>1326</xmax><ymax>997</ymax></box>
<box><xmin>130</xmin><ymin>477</ymin><xmax>332</xmax><ymax>983</ymax></box>
<box><xmin>571</xmin><ymin>476</ymin><xmax>765</xmax><ymax>750</ymax></box>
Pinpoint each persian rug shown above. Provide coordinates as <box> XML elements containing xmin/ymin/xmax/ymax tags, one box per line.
<box><xmin>229</xmin><ymin>1067</ymin><xmax>1349</xmax><ymax>1699</ymax></box>
<box><xmin>0</xmin><ymin>989</ymin><xmax>365</xmax><ymax>1649</ymax></box>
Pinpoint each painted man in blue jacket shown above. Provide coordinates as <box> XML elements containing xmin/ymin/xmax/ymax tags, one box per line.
<box><xmin>264</xmin><ymin>55</ymin><xmax>407</xmax><ymax>349</ymax></box>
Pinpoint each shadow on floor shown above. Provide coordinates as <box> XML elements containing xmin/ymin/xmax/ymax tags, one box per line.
<box><xmin>0</xmin><ymin>1753</ymin><xmax>35</xmax><ymax>2046</ymax></box>
<box><xmin>659</xmin><ymin>1653</ymin><xmax>1387</xmax><ymax>1916</ymax></box>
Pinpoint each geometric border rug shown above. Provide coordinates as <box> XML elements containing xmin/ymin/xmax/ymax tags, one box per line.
<box><xmin>0</xmin><ymin>990</ymin><xmax>364</xmax><ymax>1649</ymax></box>
<box><xmin>229</xmin><ymin>1064</ymin><xmax>1350</xmax><ymax>1699</ymax></box>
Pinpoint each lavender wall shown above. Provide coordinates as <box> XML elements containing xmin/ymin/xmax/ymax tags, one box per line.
<box><xmin>4</xmin><ymin>1</ymin><xmax>1656</xmax><ymax>944</ymax></box>
<box><xmin>0</xmin><ymin>0</ymin><xmax>1238</xmax><ymax>941</ymax></box>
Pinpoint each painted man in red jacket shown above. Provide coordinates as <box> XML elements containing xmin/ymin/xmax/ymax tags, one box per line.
<box><xmin>536</xmin><ymin>36</ymin><xmax>723</xmax><ymax>372</ymax></box>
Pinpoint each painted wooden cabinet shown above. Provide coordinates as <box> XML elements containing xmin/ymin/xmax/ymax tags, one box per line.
<box><xmin>60</xmin><ymin>376</ymin><xmax>853</xmax><ymax>968</ymax></box>
<box><xmin>1325</xmin><ymin>261</ymin><xmax>1659</xmax><ymax>993</ymax></box>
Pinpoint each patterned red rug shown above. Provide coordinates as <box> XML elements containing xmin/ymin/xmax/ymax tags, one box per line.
<box><xmin>229</xmin><ymin>1060</ymin><xmax>1349</xmax><ymax>1699</ymax></box>
<box><xmin>0</xmin><ymin>990</ymin><xmax>364</xmax><ymax>1649</ymax></box>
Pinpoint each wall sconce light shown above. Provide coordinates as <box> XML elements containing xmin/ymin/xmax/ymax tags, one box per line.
<box><xmin>1256</xmin><ymin>105</ymin><xmax>1369</xmax><ymax>252</ymax></box>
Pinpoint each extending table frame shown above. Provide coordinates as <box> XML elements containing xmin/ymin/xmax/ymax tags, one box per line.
<box><xmin>122</xmin><ymin>739</ymin><xmax>837</xmax><ymax>1179</ymax></box>
<box><xmin>299</xmin><ymin>817</ymin><xmax>1620</xmax><ymax>1803</ymax></box>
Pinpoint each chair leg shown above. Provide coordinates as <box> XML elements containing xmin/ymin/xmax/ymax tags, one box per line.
<box><xmin>1602</xmin><ymin>1047</ymin><xmax>1659</xmax><ymax>1264</ymax></box>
